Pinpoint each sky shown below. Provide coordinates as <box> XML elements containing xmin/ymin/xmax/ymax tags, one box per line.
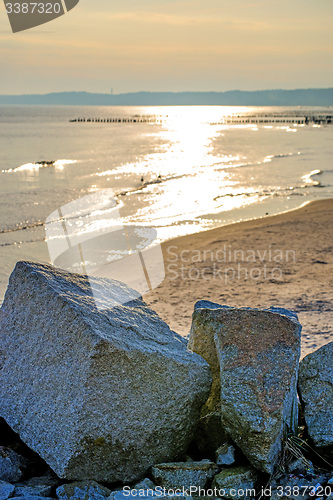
<box><xmin>0</xmin><ymin>0</ymin><xmax>332</xmax><ymax>95</ymax></box>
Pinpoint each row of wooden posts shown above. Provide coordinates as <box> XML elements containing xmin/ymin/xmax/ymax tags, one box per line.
<box><xmin>69</xmin><ymin>114</ymin><xmax>333</xmax><ymax>125</ymax></box>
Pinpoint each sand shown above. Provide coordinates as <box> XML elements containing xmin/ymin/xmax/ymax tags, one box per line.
<box><xmin>144</xmin><ymin>199</ymin><xmax>333</xmax><ymax>358</ymax></box>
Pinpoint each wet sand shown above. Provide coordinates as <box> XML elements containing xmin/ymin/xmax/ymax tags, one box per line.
<box><xmin>144</xmin><ymin>199</ymin><xmax>333</xmax><ymax>358</ymax></box>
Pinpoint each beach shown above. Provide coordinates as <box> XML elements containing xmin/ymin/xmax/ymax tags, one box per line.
<box><xmin>144</xmin><ymin>199</ymin><xmax>333</xmax><ymax>358</ymax></box>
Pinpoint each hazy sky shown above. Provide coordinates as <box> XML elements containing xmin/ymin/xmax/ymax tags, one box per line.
<box><xmin>1</xmin><ymin>0</ymin><xmax>332</xmax><ymax>94</ymax></box>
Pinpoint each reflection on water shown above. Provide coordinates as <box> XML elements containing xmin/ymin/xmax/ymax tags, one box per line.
<box><xmin>91</xmin><ymin>108</ymin><xmax>332</xmax><ymax>237</ymax></box>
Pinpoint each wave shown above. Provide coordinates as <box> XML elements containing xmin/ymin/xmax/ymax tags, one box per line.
<box><xmin>273</xmin><ymin>152</ymin><xmax>298</xmax><ymax>158</ymax></box>
<box><xmin>212</xmin><ymin>177</ymin><xmax>325</xmax><ymax>202</ymax></box>
<box><xmin>2</xmin><ymin>159</ymin><xmax>77</xmax><ymax>174</ymax></box>
<box><xmin>0</xmin><ymin>238</ymin><xmax>45</xmax><ymax>248</ymax></box>
<box><xmin>0</xmin><ymin>221</ymin><xmax>45</xmax><ymax>234</ymax></box>
<box><xmin>0</xmin><ymin>166</ymin><xmax>328</xmax><ymax>244</ymax></box>
<box><xmin>0</xmin><ymin>197</ymin><xmax>124</xmax><ymax>246</ymax></box>
<box><xmin>212</xmin><ymin>188</ymin><xmax>294</xmax><ymax>202</ymax></box>
<box><xmin>116</xmin><ymin>175</ymin><xmax>173</xmax><ymax>198</ymax></box>
<box><xmin>302</xmin><ymin>169</ymin><xmax>323</xmax><ymax>187</ymax></box>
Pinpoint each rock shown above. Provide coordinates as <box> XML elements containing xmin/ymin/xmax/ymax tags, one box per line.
<box><xmin>188</xmin><ymin>303</ymin><xmax>227</xmax><ymax>457</ymax></box>
<box><xmin>112</xmin><ymin>480</ymin><xmax>160</xmax><ymax>500</ymax></box>
<box><xmin>270</xmin><ymin>492</ymin><xmax>293</xmax><ymax>500</ymax></box>
<box><xmin>190</xmin><ymin>302</ymin><xmax>301</xmax><ymax>474</ymax></box>
<box><xmin>107</xmin><ymin>493</ymin><xmax>119</xmax><ymax>500</ymax></box>
<box><xmin>13</xmin><ymin>471</ymin><xmax>60</xmax><ymax>498</ymax></box>
<box><xmin>287</xmin><ymin>458</ymin><xmax>312</xmax><ymax>474</ymax></box>
<box><xmin>10</xmin><ymin>497</ymin><xmax>54</xmax><ymax>500</ymax></box>
<box><xmin>113</xmin><ymin>490</ymin><xmax>191</xmax><ymax>500</ymax></box>
<box><xmin>56</xmin><ymin>481</ymin><xmax>112</xmax><ymax>500</ymax></box>
<box><xmin>188</xmin><ymin>302</ymin><xmax>227</xmax><ymax>415</ymax></box>
<box><xmin>270</xmin><ymin>471</ymin><xmax>331</xmax><ymax>500</ymax></box>
<box><xmin>188</xmin><ymin>303</ymin><xmax>228</xmax><ymax>454</ymax></box>
<box><xmin>212</xmin><ymin>466</ymin><xmax>258</xmax><ymax>499</ymax></box>
<box><xmin>151</xmin><ymin>461</ymin><xmax>219</xmax><ymax>489</ymax></box>
<box><xmin>298</xmin><ymin>342</ymin><xmax>333</xmax><ymax>459</ymax></box>
<box><xmin>0</xmin><ymin>481</ymin><xmax>15</xmax><ymax>500</ymax></box>
<box><xmin>105</xmin><ymin>488</ymin><xmax>125</xmax><ymax>500</ymax></box>
<box><xmin>20</xmin><ymin>473</ymin><xmax>59</xmax><ymax>487</ymax></box>
<box><xmin>13</xmin><ymin>485</ymin><xmax>52</xmax><ymax>498</ymax></box>
<box><xmin>0</xmin><ymin>448</ymin><xmax>28</xmax><ymax>483</ymax></box>
<box><xmin>132</xmin><ymin>478</ymin><xmax>156</xmax><ymax>490</ymax></box>
<box><xmin>115</xmin><ymin>479</ymin><xmax>157</xmax><ymax>500</ymax></box>
<box><xmin>270</xmin><ymin>472</ymin><xmax>328</xmax><ymax>488</ymax></box>
<box><xmin>0</xmin><ymin>262</ymin><xmax>211</xmax><ymax>483</ymax></box>
<box><xmin>215</xmin><ymin>443</ymin><xmax>236</xmax><ymax>466</ymax></box>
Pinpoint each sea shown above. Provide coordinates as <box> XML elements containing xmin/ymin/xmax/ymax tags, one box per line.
<box><xmin>0</xmin><ymin>105</ymin><xmax>332</xmax><ymax>302</ymax></box>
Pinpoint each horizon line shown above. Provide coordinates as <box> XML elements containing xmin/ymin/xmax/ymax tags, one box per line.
<box><xmin>1</xmin><ymin>87</ymin><xmax>333</xmax><ymax>97</ymax></box>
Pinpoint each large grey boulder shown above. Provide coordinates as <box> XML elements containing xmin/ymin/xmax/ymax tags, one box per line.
<box><xmin>0</xmin><ymin>262</ymin><xmax>211</xmax><ymax>483</ymax></box>
<box><xmin>188</xmin><ymin>302</ymin><xmax>229</xmax><ymax>453</ymax></box>
<box><xmin>188</xmin><ymin>302</ymin><xmax>225</xmax><ymax>417</ymax></box>
<box><xmin>190</xmin><ymin>301</ymin><xmax>301</xmax><ymax>474</ymax></box>
<box><xmin>298</xmin><ymin>342</ymin><xmax>333</xmax><ymax>459</ymax></box>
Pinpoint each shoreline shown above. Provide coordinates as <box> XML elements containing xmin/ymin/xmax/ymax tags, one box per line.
<box><xmin>144</xmin><ymin>198</ymin><xmax>333</xmax><ymax>358</ymax></box>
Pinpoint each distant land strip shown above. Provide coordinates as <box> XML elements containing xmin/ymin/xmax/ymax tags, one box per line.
<box><xmin>0</xmin><ymin>88</ymin><xmax>332</xmax><ymax>106</ymax></box>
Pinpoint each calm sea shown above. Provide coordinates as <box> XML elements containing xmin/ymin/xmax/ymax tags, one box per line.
<box><xmin>0</xmin><ymin>105</ymin><xmax>332</xmax><ymax>301</ymax></box>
